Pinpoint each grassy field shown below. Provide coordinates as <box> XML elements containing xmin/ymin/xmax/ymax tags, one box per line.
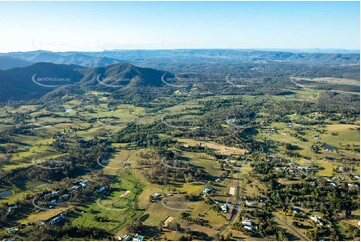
<box><xmin>178</xmin><ymin>138</ymin><xmax>246</xmax><ymax>156</ymax></box>
<box><xmin>0</xmin><ymin>85</ymin><xmax>359</xmax><ymax>241</ymax></box>
<box><xmin>293</xmin><ymin>77</ymin><xmax>359</xmax><ymax>85</ymax></box>
<box><xmin>321</xmin><ymin>124</ymin><xmax>360</xmax><ymax>147</ymax></box>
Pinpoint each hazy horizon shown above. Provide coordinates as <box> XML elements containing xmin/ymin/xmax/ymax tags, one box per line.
<box><xmin>1</xmin><ymin>47</ymin><xmax>360</xmax><ymax>55</ymax></box>
<box><xmin>0</xmin><ymin>1</ymin><xmax>359</xmax><ymax>52</ymax></box>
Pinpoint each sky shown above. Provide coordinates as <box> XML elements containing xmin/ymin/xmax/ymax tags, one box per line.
<box><xmin>0</xmin><ymin>1</ymin><xmax>359</xmax><ymax>52</ymax></box>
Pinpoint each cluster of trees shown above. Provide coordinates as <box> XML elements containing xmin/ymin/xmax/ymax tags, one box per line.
<box><xmin>24</xmin><ymin>225</ymin><xmax>113</xmax><ymax>240</ymax></box>
<box><xmin>113</xmin><ymin>123</ymin><xmax>175</xmax><ymax>148</ymax></box>
<box><xmin>0</xmin><ymin>138</ymin><xmax>111</xmax><ymax>189</ymax></box>
<box><xmin>144</xmin><ymin>160</ymin><xmax>203</xmax><ymax>185</ymax></box>
<box><xmin>267</xmin><ymin>92</ymin><xmax>359</xmax><ymax>118</ymax></box>
<box><xmin>232</xmin><ymin>209</ymin><xmax>290</xmax><ymax>240</ymax></box>
<box><xmin>248</xmin><ymin>152</ymin><xmax>360</xmax><ymax>240</ymax></box>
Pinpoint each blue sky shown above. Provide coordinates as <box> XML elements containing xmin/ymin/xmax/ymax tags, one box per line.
<box><xmin>0</xmin><ymin>1</ymin><xmax>359</xmax><ymax>52</ymax></box>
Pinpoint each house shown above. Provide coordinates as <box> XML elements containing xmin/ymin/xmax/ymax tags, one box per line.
<box><xmin>297</xmin><ymin>166</ymin><xmax>310</xmax><ymax>172</ymax></box>
<box><xmin>150</xmin><ymin>192</ymin><xmax>162</xmax><ymax>201</ymax></box>
<box><xmin>35</xmin><ymin>221</ymin><xmax>45</xmax><ymax>227</ymax></box>
<box><xmin>229</xmin><ymin>187</ymin><xmax>235</xmax><ymax>196</ymax></box>
<box><xmin>8</xmin><ymin>228</ymin><xmax>18</xmax><ymax>234</ymax></box>
<box><xmin>59</xmin><ymin>194</ymin><xmax>69</xmax><ymax>200</ymax></box>
<box><xmin>221</xmin><ymin>204</ymin><xmax>229</xmax><ymax>212</ymax></box>
<box><xmin>116</xmin><ymin>236</ymin><xmax>123</xmax><ymax>241</ymax></box>
<box><xmin>348</xmin><ymin>183</ymin><xmax>359</xmax><ymax>188</ymax></box>
<box><xmin>244</xmin><ymin>226</ymin><xmax>253</xmax><ymax>232</ymax></box>
<box><xmin>311</xmin><ymin>215</ymin><xmax>321</xmax><ymax>221</ymax></box>
<box><xmin>44</xmin><ymin>191</ymin><xmax>59</xmax><ymax>197</ymax></box>
<box><xmin>50</xmin><ymin>216</ymin><xmax>63</xmax><ymax>225</ymax></box>
<box><xmin>292</xmin><ymin>207</ymin><xmax>301</xmax><ymax>214</ymax></box>
<box><xmin>133</xmin><ymin>234</ymin><xmax>144</xmax><ymax>241</ymax></box>
<box><xmin>245</xmin><ymin>200</ymin><xmax>255</xmax><ymax>207</ymax></box>
<box><xmin>72</xmin><ymin>185</ymin><xmax>81</xmax><ymax>190</ymax></box>
<box><xmin>215</xmin><ymin>178</ymin><xmax>221</xmax><ymax>182</ymax></box>
<box><xmin>97</xmin><ymin>187</ymin><xmax>107</xmax><ymax>194</ymax></box>
<box><xmin>202</xmin><ymin>187</ymin><xmax>212</xmax><ymax>194</ymax></box>
<box><xmin>7</xmin><ymin>205</ymin><xmax>17</xmax><ymax>213</ymax></box>
<box><xmin>150</xmin><ymin>193</ymin><xmax>161</xmax><ymax>201</ymax></box>
<box><xmin>310</xmin><ymin>215</ymin><xmax>323</xmax><ymax>226</ymax></box>
<box><xmin>153</xmin><ymin>193</ymin><xmax>161</xmax><ymax>198</ymax></box>
<box><xmin>79</xmin><ymin>180</ymin><xmax>88</xmax><ymax>187</ymax></box>
<box><xmin>242</xmin><ymin>220</ymin><xmax>252</xmax><ymax>227</ymax></box>
<box><xmin>321</xmin><ymin>143</ymin><xmax>338</xmax><ymax>152</ymax></box>
<box><xmin>51</xmin><ymin>199</ymin><xmax>57</xmax><ymax>204</ymax></box>
<box><xmin>337</xmin><ymin>166</ymin><xmax>346</xmax><ymax>172</ymax></box>
<box><xmin>124</xmin><ymin>235</ymin><xmax>132</xmax><ymax>241</ymax></box>
<box><xmin>163</xmin><ymin>216</ymin><xmax>175</xmax><ymax>228</ymax></box>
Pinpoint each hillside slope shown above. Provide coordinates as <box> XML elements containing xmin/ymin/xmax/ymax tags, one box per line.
<box><xmin>0</xmin><ymin>62</ymin><xmax>168</xmax><ymax>102</ymax></box>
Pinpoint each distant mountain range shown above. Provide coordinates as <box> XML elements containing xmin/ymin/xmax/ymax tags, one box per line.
<box><xmin>253</xmin><ymin>48</ymin><xmax>360</xmax><ymax>54</ymax></box>
<box><xmin>0</xmin><ymin>56</ymin><xmax>33</xmax><ymax>70</ymax></box>
<box><xmin>0</xmin><ymin>49</ymin><xmax>359</xmax><ymax>102</ymax></box>
<box><xmin>81</xmin><ymin>49</ymin><xmax>361</xmax><ymax>65</ymax></box>
<box><xmin>0</xmin><ymin>62</ymin><xmax>168</xmax><ymax>102</ymax></box>
<box><xmin>0</xmin><ymin>49</ymin><xmax>359</xmax><ymax>70</ymax></box>
<box><xmin>0</xmin><ymin>51</ymin><xmax>124</xmax><ymax>70</ymax></box>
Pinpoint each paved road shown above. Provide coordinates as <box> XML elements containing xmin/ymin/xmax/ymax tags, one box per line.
<box><xmin>273</xmin><ymin>214</ymin><xmax>309</xmax><ymax>241</ymax></box>
<box><xmin>290</xmin><ymin>75</ymin><xmax>321</xmax><ymax>100</ymax></box>
<box><xmin>290</xmin><ymin>77</ymin><xmax>306</xmax><ymax>89</ymax></box>
<box><xmin>220</xmin><ymin>167</ymin><xmax>242</xmax><ymax>234</ymax></box>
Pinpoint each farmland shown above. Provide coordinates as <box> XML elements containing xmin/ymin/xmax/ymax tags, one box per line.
<box><xmin>0</xmin><ymin>52</ymin><xmax>360</xmax><ymax>241</ymax></box>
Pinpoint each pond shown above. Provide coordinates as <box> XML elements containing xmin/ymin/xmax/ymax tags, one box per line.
<box><xmin>0</xmin><ymin>190</ymin><xmax>12</xmax><ymax>198</ymax></box>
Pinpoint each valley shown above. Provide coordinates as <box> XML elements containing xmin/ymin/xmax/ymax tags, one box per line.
<box><xmin>0</xmin><ymin>50</ymin><xmax>359</xmax><ymax>241</ymax></box>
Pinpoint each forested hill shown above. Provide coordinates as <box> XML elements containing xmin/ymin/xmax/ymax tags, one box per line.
<box><xmin>0</xmin><ymin>62</ymin><xmax>168</xmax><ymax>102</ymax></box>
